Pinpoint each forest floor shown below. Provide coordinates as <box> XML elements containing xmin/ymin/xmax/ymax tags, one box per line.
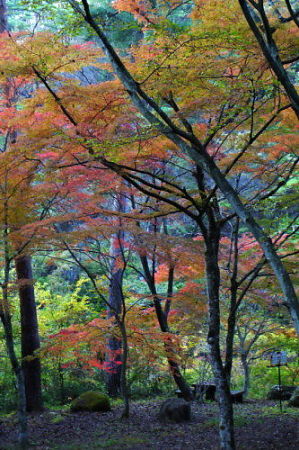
<box><xmin>0</xmin><ymin>399</ymin><xmax>298</xmax><ymax>449</ymax></box>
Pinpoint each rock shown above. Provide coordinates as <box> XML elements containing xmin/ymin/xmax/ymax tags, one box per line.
<box><xmin>70</xmin><ymin>391</ymin><xmax>111</xmax><ymax>413</ymax></box>
<box><xmin>158</xmin><ymin>398</ymin><xmax>191</xmax><ymax>423</ymax></box>
<box><xmin>267</xmin><ymin>385</ymin><xmax>297</xmax><ymax>401</ymax></box>
<box><xmin>288</xmin><ymin>387</ymin><xmax>299</xmax><ymax>407</ymax></box>
<box><xmin>230</xmin><ymin>390</ymin><xmax>244</xmax><ymax>403</ymax></box>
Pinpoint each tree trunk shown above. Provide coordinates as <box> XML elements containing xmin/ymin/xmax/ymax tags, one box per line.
<box><xmin>1</xmin><ymin>255</ymin><xmax>28</xmax><ymax>448</ymax></box>
<box><xmin>119</xmin><ymin>321</ymin><xmax>130</xmax><ymax>418</ymax></box>
<box><xmin>224</xmin><ymin>219</ymin><xmax>239</xmax><ymax>387</ymax></box>
<box><xmin>0</xmin><ymin>0</ymin><xmax>7</xmax><ymax>33</ymax></box>
<box><xmin>224</xmin><ymin>306</ymin><xmax>237</xmax><ymax>388</ymax></box>
<box><xmin>204</xmin><ymin>226</ymin><xmax>235</xmax><ymax>450</ymax></box>
<box><xmin>106</xmin><ymin>193</ymin><xmax>125</xmax><ymax>397</ymax></box>
<box><xmin>15</xmin><ymin>254</ymin><xmax>43</xmax><ymax>412</ymax></box>
<box><xmin>106</xmin><ymin>336</ymin><xmax>122</xmax><ymax>397</ymax></box>
<box><xmin>106</xmin><ymin>261</ymin><xmax>123</xmax><ymax>397</ymax></box>
<box><xmin>58</xmin><ymin>360</ymin><xmax>65</xmax><ymax>405</ymax></box>
<box><xmin>1</xmin><ymin>313</ymin><xmax>28</xmax><ymax>448</ymax></box>
<box><xmin>241</xmin><ymin>353</ymin><xmax>250</xmax><ymax>397</ymax></box>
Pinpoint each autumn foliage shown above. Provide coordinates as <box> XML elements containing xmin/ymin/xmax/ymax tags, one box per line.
<box><xmin>0</xmin><ymin>0</ymin><xmax>298</xmax><ymax>419</ymax></box>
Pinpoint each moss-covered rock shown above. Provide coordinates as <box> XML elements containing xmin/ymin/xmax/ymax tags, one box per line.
<box><xmin>70</xmin><ymin>391</ymin><xmax>111</xmax><ymax>413</ymax></box>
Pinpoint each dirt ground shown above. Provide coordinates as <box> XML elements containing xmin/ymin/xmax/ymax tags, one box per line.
<box><xmin>0</xmin><ymin>399</ymin><xmax>298</xmax><ymax>449</ymax></box>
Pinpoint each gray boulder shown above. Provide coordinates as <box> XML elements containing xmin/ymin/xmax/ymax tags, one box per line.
<box><xmin>267</xmin><ymin>385</ymin><xmax>297</xmax><ymax>401</ymax></box>
<box><xmin>288</xmin><ymin>387</ymin><xmax>299</xmax><ymax>407</ymax></box>
<box><xmin>158</xmin><ymin>398</ymin><xmax>191</xmax><ymax>423</ymax></box>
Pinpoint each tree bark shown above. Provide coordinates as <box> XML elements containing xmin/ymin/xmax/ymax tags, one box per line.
<box><xmin>15</xmin><ymin>254</ymin><xmax>43</xmax><ymax>412</ymax></box>
<box><xmin>224</xmin><ymin>302</ymin><xmax>237</xmax><ymax>388</ymax></box>
<box><xmin>119</xmin><ymin>321</ymin><xmax>130</xmax><ymax>418</ymax></box>
<box><xmin>205</xmin><ymin>230</ymin><xmax>235</xmax><ymax>450</ymax></box>
<box><xmin>224</xmin><ymin>219</ymin><xmax>239</xmax><ymax>386</ymax></box>
<box><xmin>106</xmin><ymin>269</ymin><xmax>122</xmax><ymax>398</ymax></box>
<box><xmin>1</xmin><ymin>232</ymin><xmax>28</xmax><ymax>447</ymax></box>
<box><xmin>0</xmin><ymin>312</ymin><xmax>28</xmax><ymax>448</ymax></box>
<box><xmin>105</xmin><ymin>237</ymin><xmax>130</xmax><ymax>415</ymax></box>
<box><xmin>0</xmin><ymin>0</ymin><xmax>7</xmax><ymax>33</ymax></box>
<box><xmin>106</xmin><ymin>194</ymin><xmax>125</xmax><ymax>397</ymax></box>
<box><xmin>241</xmin><ymin>353</ymin><xmax>250</xmax><ymax>397</ymax></box>
<box><xmin>193</xmin><ymin>164</ymin><xmax>235</xmax><ymax>449</ymax></box>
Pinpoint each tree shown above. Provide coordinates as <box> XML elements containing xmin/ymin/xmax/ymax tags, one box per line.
<box><xmin>0</xmin><ymin>8</ymin><xmax>43</xmax><ymax>413</ymax></box>
<box><xmin>1</xmin><ymin>2</ymin><xmax>297</xmax><ymax>447</ymax></box>
<box><xmin>15</xmin><ymin>254</ymin><xmax>43</xmax><ymax>412</ymax></box>
<box><xmin>106</xmin><ymin>193</ymin><xmax>126</xmax><ymax>397</ymax></box>
<box><xmin>238</xmin><ymin>0</ymin><xmax>299</xmax><ymax>118</ymax></box>
<box><xmin>0</xmin><ymin>201</ymin><xmax>28</xmax><ymax>448</ymax></box>
<box><xmin>62</xmin><ymin>0</ymin><xmax>298</xmax><ymax>338</ymax></box>
<box><xmin>235</xmin><ymin>310</ymin><xmax>280</xmax><ymax>396</ymax></box>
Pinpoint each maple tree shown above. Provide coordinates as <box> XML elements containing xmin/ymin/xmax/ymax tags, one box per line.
<box><xmin>41</xmin><ymin>2</ymin><xmax>296</xmax><ymax>447</ymax></box>
<box><xmin>38</xmin><ymin>183</ymin><xmax>197</xmax><ymax>408</ymax></box>
<box><xmin>0</xmin><ymin>1</ymin><xmax>298</xmax><ymax>449</ymax></box>
<box><xmin>28</xmin><ymin>0</ymin><xmax>298</xmax><ymax>334</ymax></box>
<box><xmin>0</xmin><ymin>2</ymin><xmax>110</xmax><ymax>435</ymax></box>
<box><xmin>0</xmin><ymin>21</ymin><xmax>45</xmax><ymax>418</ymax></box>
<box><xmin>0</xmin><ymin>116</ymin><xmax>28</xmax><ymax>444</ymax></box>
<box><xmin>238</xmin><ymin>0</ymin><xmax>299</xmax><ymax>118</ymax></box>
<box><xmin>235</xmin><ymin>310</ymin><xmax>283</xmax><ymax>395</ymax></box>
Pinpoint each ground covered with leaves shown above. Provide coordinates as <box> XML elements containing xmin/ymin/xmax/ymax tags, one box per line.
<box><xmin>1</xmin><ymin>400</ymin><xmax>298</xmax><ymax>449</ymax></box>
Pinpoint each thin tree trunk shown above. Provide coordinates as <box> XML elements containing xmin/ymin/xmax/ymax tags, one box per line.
<box><xmin>15</xmin><ymin>254</ymin><xmax>43</xmax><ymax>412</ymax></box>
<box><xmin>106</xmin><ymin>336</ymin><xmax>122</xmax><ymax>397</ymax></box>
<box><xmin>225</xmin><ymin>304</ymin><xmax>237</xmax><ymax>388</ymax></box>
<box><xmin>106</xmin><ymin>263</ymin><xmax>122</xmax><ymax>397</ymax></box>
<box><xmin>241</xmin><ymin>353</ymin><xmax>250</xmax><ymax>397</ymax></box>
<box><xmin>0</xmin><ymin>313</ymin><xmax>28</xmax><ymax>448</ymax></box>
<box><xmin>0</xmin><ymin>0</ymin><xmax>7</xmax><ymax>33</ymax></box>
<box><xmin>205</xmin><ymin>231</ymin><xmax>235</xmax><ymax>450</ymax></box>
<box><xmin>106</xmin><ymin>194</ymin><xmax>126</xmax><ymax>397</ymax></box>
<box><xmin>224</xmin><ymin>219</ymin><xmax>240</xmax><ymax>386</ymax></box>
<box><xmin>193</xmin><ymin>165</ymin><xmax>235</xmax><ymax>449</ymax></box>
<box><xmin>119</xmin><ymin>321</ymin><xmax>129</xmax><ymax>418</ymax></box>
<box><xmin>106</xmin><ymin>191</ymin><xmax>130</xmax><ymax>415</ymax></box>
<box><xmin>1</xmin><ymin>239</ymin><xmax>28</xmax><ymax>448</ymax></box>
<box><xmin>58</xmin><ymin>360</ymin><xmax>65</xmax><ymax>405</ymax></box>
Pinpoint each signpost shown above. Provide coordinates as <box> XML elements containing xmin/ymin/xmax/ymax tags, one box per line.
<box><xmin>270</xmin><ymin>351</ymin><xmax>287</xmax><ymax>413</ymax></box>
<box><xmin>271</xmin><ymin>351</ymin><xmax>287</xmax><ymax>366</ymax></box>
